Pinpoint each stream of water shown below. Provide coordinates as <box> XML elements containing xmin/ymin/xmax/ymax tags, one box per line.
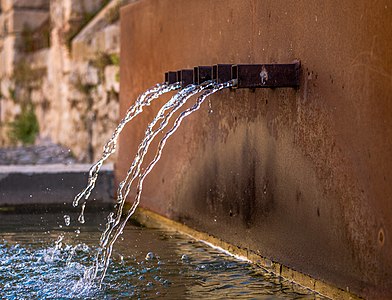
<box><xmin>69</xmin><ymin>80</ymin><xmax>230</xmax><ymax>287</ymax></box>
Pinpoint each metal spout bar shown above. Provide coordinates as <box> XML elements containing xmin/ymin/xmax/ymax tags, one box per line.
<box><xmin>232</xmin><ymin>62</ymin><xmax>300</xmax><ymax>88</ymax></box>
<box><xmin>177</xmin><ymin>69</ymin><xmax>193</xmax><ymax>87</ymax></box>
<box><xmin>193</xmin><ymin>66</ymin><xmax>213</xmax><ymax>85</ymax></box>
<box><xmin>213</xmin><ymin>64</ymin><xmax>233</xmax><ymax>84</ymax></box>
<box><xmin>165</xmin><ymin>71</ymin><xmax>178</xmax><ymax>84</ymax></box>
<box><xmin>166</xmin><ymin>61</ymin><xmax>301</xmax><ymax>88</ymax></box>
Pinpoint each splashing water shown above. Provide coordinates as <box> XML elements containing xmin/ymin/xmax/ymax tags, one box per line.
<box><xmin>78</xmin><ymin>202</ymin><xmax>86</xmax><ymax>224</ymax></box>
<box><xmin>66</xmin><ymin>79</ymin><xmax>234</xmax><ymax>290</ymax></box>
<box><xmin>92</xmin><ymin>80</ymin><xmax>234</xmax><ymax>285</ymax></box>
<box><xmin>64</xmin><ymin>215</ymin><xmax>71</xmax><ymax>226</ymax></box>
<box><xmin>72</xmin><ymin>82</ymin><xmax>180</xmax><ymax>209</ymax></box>
<box><xmin>0</xmin><ymin>78</ymin><xmax>327</xmax><ymax>299</ymax></box>
<box><xmin>92</xmin><ymin>82</ymin><xmax>213</xmax><ymax>283</ymax></box>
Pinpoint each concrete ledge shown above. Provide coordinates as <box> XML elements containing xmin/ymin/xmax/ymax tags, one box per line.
<box><xmin>132</xmin><ymin>207</ymin><xmax>361</xmax><ymax>300</ymax></box>
<box><xmin>0</xmin><ymin>164</ymin><xmax>114</xmax><ymax>210</ymax></box>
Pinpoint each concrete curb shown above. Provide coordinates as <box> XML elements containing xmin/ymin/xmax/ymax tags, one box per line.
<box><xmin>0</xmin><ymin>164</ymin><xmax>114</xmax><ymax>210</ymax></box>
<box><xmin>132</xmin><ymin>207</ymin><xmax>362</xmax><ymax>300</ymax></box>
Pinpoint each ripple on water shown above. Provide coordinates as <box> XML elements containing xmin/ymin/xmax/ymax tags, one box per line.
<box><xmin>0</xmin><ymin>213</ymin><xmax>325</xmax><ymax>299</ymax></box>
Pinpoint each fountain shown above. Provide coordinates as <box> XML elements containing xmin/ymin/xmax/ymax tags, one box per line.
<box><xmin>0</xmin><ymin>65</ymin><xmax>318</xmax><ymax>299</ymax></box>
<box><xmin>70</xmin><ymin>62</ymin><xmax>300</xmax><ymax>286</ymax></box>
<box><xmin>0</xmin><ymin>0</ymin><xmax>390</xmax><ymax>299</ymax></box>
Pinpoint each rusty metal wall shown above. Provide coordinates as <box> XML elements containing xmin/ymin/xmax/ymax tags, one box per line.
<box><xmin>117</xmin><ymin>1</ymin><xmax>392</xmax><ymax>298</ymax></box>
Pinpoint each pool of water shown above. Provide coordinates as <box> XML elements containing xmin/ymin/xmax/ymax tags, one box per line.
<box><xmin>0</xmin><ymin>212</ymin><xmax>325</xmax><ymax>299</ymax></box>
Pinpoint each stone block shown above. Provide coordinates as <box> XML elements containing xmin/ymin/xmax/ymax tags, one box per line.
<box><xmin>104</xmin><ymin>65</ymin><xmax>119</xmax><ymax>92</ymax></box>
<box><xmin>8</xmin><ymin>10</ymin><xmax>48</xmax><ymax>33</ymax></box>
<box><xmin>103</xmin><ymin>24</ymin><xmax>120</xmax><ymax>53</ymax></box>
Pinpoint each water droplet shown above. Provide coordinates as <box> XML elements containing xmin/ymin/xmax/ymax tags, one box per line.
<box><xmin>64</xmin><ymin>215</ymin><xmax>71</xmax><ymax>226</ymax></box>
<box><xmin>181</xmin><ymin>254</ymin><xmax>189</xmax><ymax>262</ymax></box>
<box><xmin>78</xmin><ymin>202</ymin><xmax>86</xmax><ymax>224</ymax></box>
<box><xmin>54</xmin><ymin>235</ymin><xmax>64</xmax><ymax>254</ymax></box>
<box><xmin>145</xmin><ymin>252</ymin><xmax>155</xmax><ymax>260</ymax></box>
<box><xmin>162</xmin><ymin>279</ymin><xmax>170</xmax><ymax>286</ymax></box>
<box><xmin>78</xmin><ymin>214</ymin><xmax>85</xmax><ymax>224</ymax></box>
<box><xmin>208</xmin><ymin>98</ymin><xmax>213</xmax><ymax>114</ymax></box>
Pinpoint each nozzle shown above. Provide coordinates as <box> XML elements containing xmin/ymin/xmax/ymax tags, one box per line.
<box><xmin>177</xmin><ymin>69</ymin><xmax>194</xmax><ymax>87</ymax></box>
<box><xmin>164</xmin><ymin>71</ymin><xmax>178</xmax><ymax>84</ymax></box>
<box><xmin>193</xmin><ymin>66</ymin><xmax>213</xmax><ymax>85</ymax></box>
<box><xmin>213</xmin><ymin>64</ymin><xmax>233</xmax><ymax>84</ymax></box>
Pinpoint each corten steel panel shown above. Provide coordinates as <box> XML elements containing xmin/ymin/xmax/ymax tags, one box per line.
<box><xmin>118</xmin><ymin>1</ymin><xmax>392</xmax><ymax>298</ymax></box>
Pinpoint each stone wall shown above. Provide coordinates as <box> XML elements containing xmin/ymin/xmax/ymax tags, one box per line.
<box><xmin>0</xmin><ymin>0</ymin><xmax>49</xmax><ymax>75</ymax></box>
<box><xmin>0</xmin><ymin>0</ymin><xmax>126</xmax><ymax>163</ymax></box>
<box><xmin>0</xmin><ymin>0</ymin><xmax>49</xmax><ymax>146</ymax></box>
<box><xmin>43</xmin><ymin>0</ymin><xmax>120</xmax><ymax>162</ymax></box>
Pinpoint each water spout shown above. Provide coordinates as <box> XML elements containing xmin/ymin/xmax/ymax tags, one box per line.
<box><xmin>96</xmin><ymin>81</ymin><xmax>217</xmax><ymax>283</ymax></box>
<box><xmin>72</xmin><ymin>82</ymin><xmax>180</xmax><ymax>209</ymax></box>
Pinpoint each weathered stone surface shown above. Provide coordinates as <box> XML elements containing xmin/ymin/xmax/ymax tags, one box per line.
<box><xmin>104</xmin><ymin>65</ymin><xmax>119</xmax><ymax>92</ymax></box>
<box><xmin>0</xmin><ymin>0</ymin><xmax>121</xmax><ymax>165</ymax></box>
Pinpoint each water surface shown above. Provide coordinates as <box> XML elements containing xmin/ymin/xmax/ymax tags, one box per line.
<box><xmin>0</xmin><ymin>212</ymin><xmax>325</xmax><ymax>299</ymax></box>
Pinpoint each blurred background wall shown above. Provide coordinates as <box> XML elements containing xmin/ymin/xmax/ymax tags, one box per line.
<box><xmin>0</xmin><ymin>0</ymin><xmax>133</xmax><ymax>162</ymax></box>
